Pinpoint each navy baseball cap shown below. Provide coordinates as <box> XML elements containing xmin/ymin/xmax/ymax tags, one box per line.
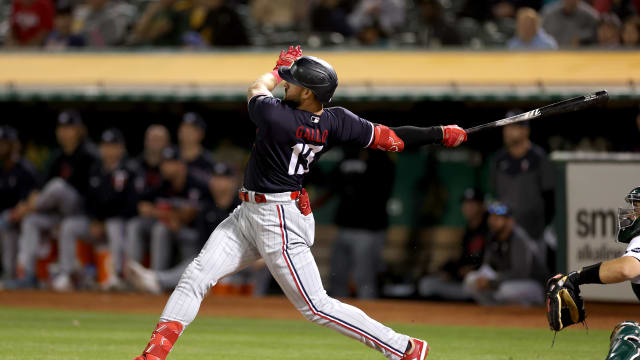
<box><xmin>487</xmin><ymin>202</ymin><xmax>511</xmax><ymax>217</ymax></box>
<box><xmin>461</xmin><ymin>188</ymin><xmax>484</xmax><ymax>203</ymax></box>
<box><xmin>100</xmin><ymin>128</ymin><xmax>125</xmax><ymax>144</ymax></box>
<box><xmin>182</xmin><ymin>112</ymin><xmax>206</xmax><ymax>131</ymax></box>
<box><xmin>57</xmin><ymin>109</ymin><xmax>83</xmax><ymax>126</ymax></box>
<box><xmin>212</xmin><ymin>162</ymin><xmax>235</xmax><ymax>177</ymax></box>
<box><xmin>0</xmin><ymin>126</ymin><xmax>18</xmax><ymax>141</ymax></box>
<box><xmin>505</xmin><ymin>109</ymin><xmax>529</xmax><ymax>128</ymax></box>
<box><xmin>161</xmin><ymin>146</ymin><xmax>182</xmax><ymax>162</ymax></box>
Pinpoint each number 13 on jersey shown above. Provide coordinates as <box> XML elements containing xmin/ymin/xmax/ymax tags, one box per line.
<box><xmin>288</xmin><ymin>143</ymin><xmax>324</xmax><ymax>175</ymax></box>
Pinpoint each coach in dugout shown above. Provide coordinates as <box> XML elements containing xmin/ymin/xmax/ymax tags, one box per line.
<box><xmin>126</xmin><ymin>146</ymin><xmax>209</xmax><ymax>272</ymax></box>
<box><xmin>463</xmin><ymin>202</ymin><xmax>549</xmax><ymax>306</ymax></box>
<box><xmin>490</xmin><ymin>113</ymin><xmax>554</xmax><ymax>241</ymax></box>
<box><xmin>9</xmin><ymin>110</ymin><xmax>97</xmax><ymax>289</ymax></box>
<box><xmin>49</xmin><ymin>128</ymin><xmax>137</xmax><ymax>291</ymax></box>
<box><xmin>0</xmin><ymin>126</ymin><xmax>38</xmax><ymax>281</ymax></box>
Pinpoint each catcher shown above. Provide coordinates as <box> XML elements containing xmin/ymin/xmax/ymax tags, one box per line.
<box><xmin>546</xmin><ymin>187</ymin><xmax>640</xmax><ymax>359</ymax></box>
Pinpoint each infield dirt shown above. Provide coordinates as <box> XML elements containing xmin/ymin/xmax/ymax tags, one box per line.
<box><xmin>1</xmin><ymin>290</ymin><xmax>638</xmax><ymax>330</ymax></box>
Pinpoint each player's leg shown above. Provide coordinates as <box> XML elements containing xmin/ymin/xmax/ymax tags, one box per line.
<box><xmin>14</xmin><ymin>213</ymin><xmax>59</xmax><ymax>286</ymax></box>
<box><xmin>150</xmin><ymin>221</ymin><xmax>172</xmax><ymax>271</ymax></box>
<box><xmin>606</xmin><ymin>321</ymin><xmax>640</xmax><ymax>360</ymax></box>
<box><xmin>104</xmin><ymin>217</ymin><xmax>125</xmax><ymax>284</ymax></box>
<box><xmin>132</xmin><ymin>205</ymin><xmax>260</xmax><ymax>360</ymax></box>
<box><xmin>54</xmin><ymin>215</ymin><xmax>89</xmax><ymax>291</ymax></box>
<box><xmin>352</xmin><ymin>229</ymin><xmax>383</xmax><ymax>299</ymax></box>
<box><xmin>125</xmin><ymin>216</ymin><xmax>154</xmax><ymax>264</ymax></box>
<box><xmin>328</xmin><ymin>229</ymin><xmax>352</xmax><ymax>297</ymax></box>
<box><xmin>256</xmin><ymin>202</ymin><xmax>413</xmax><ymax>360</ymax></box>
<box><xmin>494</xmin><ymin>280</ymin><xmax>544</xmax><ymax>306</ymax></box>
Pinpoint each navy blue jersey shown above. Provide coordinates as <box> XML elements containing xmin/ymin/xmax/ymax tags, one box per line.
<box><xmin>244</xmin><ymin>95</ymin><xmax>374</xmax><ymax>193</ymax></box>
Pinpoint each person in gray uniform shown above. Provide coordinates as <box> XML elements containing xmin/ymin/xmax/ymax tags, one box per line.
<box><xmin>464</xmin><ymin>202</ymin><xmax>549</xmax><ymax>306</ymax></box>
<box><xmin>11</xmin><ymin>110</ymin><xmax>97</xmax><ymax>288</ymax></box>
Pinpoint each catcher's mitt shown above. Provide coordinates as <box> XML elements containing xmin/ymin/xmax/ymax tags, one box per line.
<box><xmin>546</xmin><ymin>272</ymin><xmax>586</xmax><ymax>331</ymax></box>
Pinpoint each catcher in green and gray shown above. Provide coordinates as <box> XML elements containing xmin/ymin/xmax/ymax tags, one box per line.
<box><xmin>545</xmin><ymin>187</ymin><xmax>640</xmax><ymax>359</ymax></box>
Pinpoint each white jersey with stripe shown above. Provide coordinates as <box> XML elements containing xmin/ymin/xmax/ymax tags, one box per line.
<box><xmin>623</xmin><ymin>235</ymin><xmax>640</xmax><ymax>284</ymax></box>
<box><xmin>158</xmin><ymin>196</ymin><xmax>410</xmax><ymax>360</ymax></box>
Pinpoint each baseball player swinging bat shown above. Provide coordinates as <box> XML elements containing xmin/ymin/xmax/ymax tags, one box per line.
<box><xmin>465</xmin><ymin>90</ymin><xmax>609</xmax><ymax>134</ymax></box>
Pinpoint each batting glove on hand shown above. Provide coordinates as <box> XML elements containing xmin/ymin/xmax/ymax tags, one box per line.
<box><xmin>441</xmin><ymin>125</ymin><xmax>467</xmax><ymax>147</ymax></box>
<box><xmin>274</xmin><ymin>45</ymin><xmax>303</xmax><ymax>71</ymax></box>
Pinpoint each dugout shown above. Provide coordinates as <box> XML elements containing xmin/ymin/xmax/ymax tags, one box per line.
<box><xmin>1</xmin><ymin>50</ymin><xmax>639</xmax><ymax>289</ymax></box>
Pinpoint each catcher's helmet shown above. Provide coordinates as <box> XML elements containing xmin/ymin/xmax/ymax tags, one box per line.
<box><xmin>617</xmin><ymin>187</ymin><xmax>640</xmax><ymax>243</ymax></box>
<box><xmin>278</xmin><ymin>56</ymin><xmax>338</xmax><ymax>104</ymax></box>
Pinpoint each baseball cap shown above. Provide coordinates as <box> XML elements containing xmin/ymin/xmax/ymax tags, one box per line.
<box><xmin>182</xmin><ymin>112</ymin><xmax>206</xmax><ymax>131</ymax></box>
<box><xmin>100</xmin><ymin>128</ymin><xmax>125</xmax><ymax>144</ymax></box>
<box><xmin>0</xmin><ymin>126</ymin><xmax>18</xmax><ymax>141</ymax></box>
<box><xmin>161</xmin><ymin>146</ymin><xmax>182</xmax><ymax>162</ymax></box>
<box><xmin>57</xmin><ymin>109</ymin><xmax>83</xmax><ymax>126</ymax></box>
<box><xmin>212</xmin><ymin>162</ymin><xmax>235</xmax><ymax>177</ymax></box>
<box><xmin>460</xmin><ymin>187</ymin><xmax>484</xmax><ymax>203</ymax></box>
<box><xmin>505</xmin><ymin>109</ymin><xmax>529</xmax><ymax>128</ymax></box>
<box><xmin>487</xmin><ymin>202</ymin><xmax>511</xmax><ymax>217</ymax></box>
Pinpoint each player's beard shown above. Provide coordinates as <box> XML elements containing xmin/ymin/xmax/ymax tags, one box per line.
<box><xmin>283</xmin><ymin>89</ymin><xmax>301</xmax><ymax>108</ymax></box>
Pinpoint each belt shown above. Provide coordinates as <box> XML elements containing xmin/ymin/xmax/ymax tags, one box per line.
<box><xmin>238</xmin><ymin>189</ymin><xmax>300</xmax><ymax>203</ymax></box>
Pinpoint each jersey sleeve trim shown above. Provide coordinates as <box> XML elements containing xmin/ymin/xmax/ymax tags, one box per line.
<box><xmin>365</xmin><ymin>121</ymin><xmax>375</xmax><ymax>148</ymax></box>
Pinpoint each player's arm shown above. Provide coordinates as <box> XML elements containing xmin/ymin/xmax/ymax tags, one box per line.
<box><xmin>561</xmin><ymin>257</ymin><xmax>640</xmax><ymax>287</ymax></box>
<box><xmin>368</xmin><ymin>124</ymin><xmax>467</xmax><ymax>151</ymax></box>
<box><xmin>247</xmin><ymin>45</ymin><xmax>302</xmax><ymax>102</ymax></box>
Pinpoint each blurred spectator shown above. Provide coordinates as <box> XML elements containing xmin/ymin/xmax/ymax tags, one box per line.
<box><xmin>349</xmin><ymin>0</ymin><xmax>406</xmax><ymax>40</ymax></box>
<box><xmin>356</xmin><ymin>22</ymin><xmax>388</xmax><ymax>45</ymax></box>
<box><xmin>250</xmin><ymin>0</ymin><xmax>307</xmax><ymax>31</ymax></box>
<box><xmin>597</xmin><ymin>12</ymin><xmax>622</xmax><ymax>47</ymax></box>
<box><xmin>310</xmin><ymin>0</ymin><xmax>354</xmax><ymax>37</ymax></box>
<box><xmin>316</xmin><ymin>147</ymin><xmax>395</xmax><ymax>299</ymax></box>
<box><xmin>133</xmin><ymin>124</ymin><xmax>170</xmax><ymax>197</ymax></box>
<box><xmin>0</xmin><ymin>126</ymin><xmax>38</xmax><ymax>281</ymax></box>
<box><xmin>418</xmin><ymin>188</ymin><xmax>489</xmax><ymax>301</ymax></box>
<box><xmin>459</xmin><ymin>0</ymin><xmax>543</xmax><ymax>22</ymax></box>
<box><xmin>463</xmin><ymin>202</ymin><xmax>548</xmax><ymax>306</ymax></box>
<box><xmin>622</xmin><ymin>15</ymin><xmax>640</xmax><ymax>46</ymax></box>
<box><xmin>507</xmin><ymin>7</ymin><xmax>558</xmax><ymax>49</ymax></box>
<box><xmin>50</xmin><ymin>128</ymin><xmax>137</xmax><ymax>291</ymax></box>
<box><xmin>413</xmin><ymin>0</ymin><xmax>462</xmax><ymax>47</ymax></box>
<box><xmin>45</xmin><ymin>3</ymin><xmax>84</xmax><ymax>49</ymax></box>
<box><xmin>541</xmin><ymin>0</ymin><xmax>600</xmax><ymax>46</ymax></box>
<box><xmin>126</xmin><ymin>146</ymin><xmax>209</xmax><ymax>272</ymax></box>
<box><xmin>490</xmin><ymin>112</ymin><xmax>554</xmax><ymax>241</ymax></box>
<box><xmin>127</xmin><ymin>0</ymin><xmax>192</xmax><ymax>46</ymax></box>
<box><xmin>71</xmin><ymin>0</ymin><xmax>134</xmax><ymax>47</ymax></box>
<box><xmin>12</xmin><ymin>110</ymin><xmax>98</xmax><ymax>288</ymax></box>
<box><xmin>6</xmin><ymin>0</ymin><xmax>55</xmax><ymax>47</ymax></box>
<box><xmin>126</xmin><ymin>162</ymin><xmax>239</xmax><ymax>293</ymax></box>
<box><xmin>178</xmin><ymin>112</ymin><xmax>216</xmax><ymax>183</ymax></box>
<box><xmin>187</xmin><ymin>0</ymin><xmax>250</xmax><ymax>47</ymax></box>
<box><xmin>593</xmin><ymin>0</ymin><xmax>639</xmax><ymax>21</ymax></box>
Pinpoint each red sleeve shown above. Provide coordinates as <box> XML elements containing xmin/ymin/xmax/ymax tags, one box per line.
<box><xmin>40</xmin><ymin>0</ymin><xmax>55</xmax><ymax>30</ymax></box>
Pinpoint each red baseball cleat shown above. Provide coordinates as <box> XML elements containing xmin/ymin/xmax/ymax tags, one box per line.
<box><xmin>402</xmin><ymin>338</ymin><xmax>429</xmax><ymax>360</ymax></box>
<box><xmin>132</xmin><ymin>354</ymin><xmax>161</xmax><ymax>360</ymax></box>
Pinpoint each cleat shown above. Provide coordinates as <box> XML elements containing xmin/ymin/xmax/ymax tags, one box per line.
<box><xmin>126</xmin><ymin>260</ymin><xmax>162</xmax><ymax>294</ymax></box>
<box><xmin>402</xmin><ymin>338</ymin><xmax>429</xmax><ymax>360</ymax></box>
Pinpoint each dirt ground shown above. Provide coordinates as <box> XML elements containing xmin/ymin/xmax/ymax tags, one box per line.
<box><xmin>1</xmin><ymin>290</ymin><xmax>639</xmax><ymax>331</ymax></box>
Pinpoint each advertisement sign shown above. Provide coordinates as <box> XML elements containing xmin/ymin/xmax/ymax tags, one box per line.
<box><xmin>566</xmin><ymin>162</ymin><xmax>640</xmax><ymax>302</ymax></box>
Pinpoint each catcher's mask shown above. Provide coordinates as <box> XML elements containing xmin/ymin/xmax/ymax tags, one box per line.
<box><xmin>617</xmin><ymin>187</ymin><xmax>640</xmax><ymax>244</ymax></box>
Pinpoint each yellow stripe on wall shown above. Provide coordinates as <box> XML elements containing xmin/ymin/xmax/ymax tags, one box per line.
<box><xmin>0</xmin><ymin>51</ymin><xmax>637</xmax><ymax>86</ymax></box>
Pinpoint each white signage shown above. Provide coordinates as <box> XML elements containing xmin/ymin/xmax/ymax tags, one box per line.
<box><xmin>566</xmin><ymin>162</ymin><xmax>640</xmax><ymax>302</ymax></box>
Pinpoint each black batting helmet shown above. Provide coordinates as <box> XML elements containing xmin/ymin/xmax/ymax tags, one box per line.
<box><xmin>278</xmin><ymin>56</ymin><xmax>338</xmax><ymax>104</ymax></box>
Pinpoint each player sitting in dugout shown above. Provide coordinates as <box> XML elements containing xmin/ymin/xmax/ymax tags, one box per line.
<box><xmin>546</xmin><ymin>187</ymin><xmax>640</xmax><ymax>360</ymax></box>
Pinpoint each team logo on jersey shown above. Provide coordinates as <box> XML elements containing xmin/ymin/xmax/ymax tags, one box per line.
<box><xmin>311</xmin><ymin>115</ymin><xmax>320</xmax><ymax>123</ymax></box>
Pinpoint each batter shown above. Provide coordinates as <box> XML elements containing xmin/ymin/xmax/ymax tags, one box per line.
<box><xmin>131</xmin><ymin>46</ymin><xmax>467</xmax><ymax>360</ymax></box>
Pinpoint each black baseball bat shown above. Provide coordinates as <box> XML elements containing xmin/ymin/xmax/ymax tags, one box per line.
<box><xmin>465</xmin><ymin>90</ymin><xmax>609</xmax><ymax>135</ymax></box>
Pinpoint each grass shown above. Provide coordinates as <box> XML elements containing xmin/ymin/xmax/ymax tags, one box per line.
<box><xmin>0</xmin><ymin>306</ymin><xmax>610</xmax><ymax>360</ymax></box>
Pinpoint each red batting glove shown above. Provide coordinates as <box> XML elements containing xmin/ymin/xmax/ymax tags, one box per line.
<box><xmin>273</xmin><ymin>45</ymin><xmax>302</xmax><ymax>71</ymax></box>
<box><xmin>441</xmin><ymin>125</ymin><xmax>467</xmax><ymax>147</ymax></box>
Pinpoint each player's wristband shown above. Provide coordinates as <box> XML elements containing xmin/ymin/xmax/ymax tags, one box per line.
<box><xmin>271</xmin><ymin>69</ymin><xmax>282</xmax><ymax>85</ymax></box>
<box><xmin>578</xmin><ymin>262</ymin><xmax>603</xmax><ymax>285</ymax></box>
